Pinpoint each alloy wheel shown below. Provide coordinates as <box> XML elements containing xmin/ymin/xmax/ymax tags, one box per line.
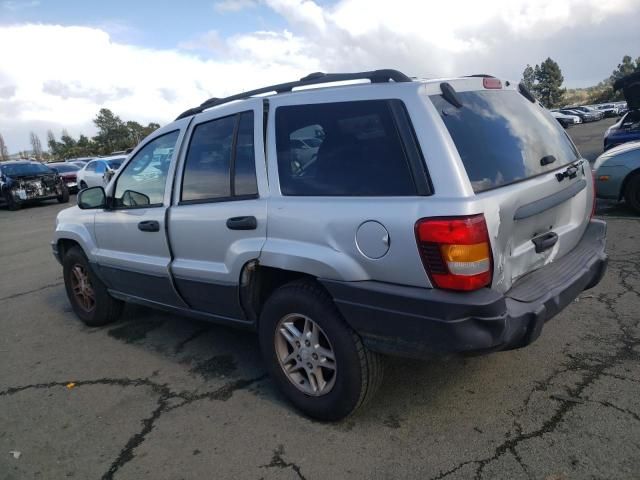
<box><xmin>70</xmin><ymin>264</ymin><xmax>95</xmax><ymax>312</ymax></box>
<box><xmin>274</xmin><ymin>313</ymin><xmax>337</xmax><ymax>396</ymax></box>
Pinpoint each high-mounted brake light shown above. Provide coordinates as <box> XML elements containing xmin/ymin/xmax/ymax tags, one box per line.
<box><xmin>483</xmin><ymin>78</ymin><xmax>502</xmax><ymax>89</ymax></box>
<box><xmin>415</xmin><ymin>215</ymin><xmax>493</xmax><ymax>291</ymax></box>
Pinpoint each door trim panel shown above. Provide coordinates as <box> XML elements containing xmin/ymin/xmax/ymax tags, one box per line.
<box><xmin>173</xmin><ymin>276</ymin><xmax>246</xmax><ymax>319</ymax></box>
<box><xmin>98</xmin><ymin>265</ymin><xmax>184</xmax><ymax>307</ymax></box>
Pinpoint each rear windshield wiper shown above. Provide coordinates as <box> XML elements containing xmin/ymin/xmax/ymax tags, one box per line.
<box><xmin>518</xmin><ymin>83</ymin><xmax>536</xmax><ymax>103</ymax></box>
<box><xmin>440</xmin><ymin>82</ymin><xmax>463</xmax><ymax>108</ymax></box>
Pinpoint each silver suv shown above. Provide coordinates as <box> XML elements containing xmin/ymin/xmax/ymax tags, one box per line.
<box><xmin>52</xmin><ymin>70</ymin><xmax>607</xmax><ymax>420</ymax></box>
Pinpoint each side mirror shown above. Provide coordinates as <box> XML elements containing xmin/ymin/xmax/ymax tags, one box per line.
<box><xmin>78</xmin><ymin>186</ymin><xmax>106</xmax><ymax>209</ymax></box>
<box><xmin>122</xmin><ymin>190</ymin><xmax>150</xmax><ymax>207</ymax></box>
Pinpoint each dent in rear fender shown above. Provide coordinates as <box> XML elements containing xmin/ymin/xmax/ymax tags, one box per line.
<box><xmin>259</xmin><ymin>238</ymin><xmax>368</xmax><ymax>281</ymax></box>
<box><xmin>53</xmin><ymin>221</ymin><xmax>98</xmax><ymax>262</ymax></box>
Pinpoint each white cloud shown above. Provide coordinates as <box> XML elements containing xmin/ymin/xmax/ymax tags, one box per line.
<box><xmin>1</xmin><ymin>0</ymin><xmax>639</xmax><ymax>152</ymax></box>
<box><xmin>0</xmin><ymin>24</ymin><xmax>315</xmax><ymax>152</ymax></box>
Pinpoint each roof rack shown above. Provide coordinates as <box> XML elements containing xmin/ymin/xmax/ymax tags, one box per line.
<box><xmin>175</xmin><ymin>69</ymin><xmax>412</xmax><ymax>120</ymax></box>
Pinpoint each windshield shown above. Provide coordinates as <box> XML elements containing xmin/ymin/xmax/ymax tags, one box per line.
<box><xmin>620</xmin><ymin>110</ymin><xmax>640</xmax><ymax>129</ymax></box>
<box><xmin>430</xmin><ymin>89</ymin><xmax>579</xmax><ymax>192</ymax></box>
<box><xmin>1</xmin><ymin>162</ymin><xmax>55</xmax><ymax>177</ymax></box>
<box><xmin>50</xmin><ymin>164</ymin><xmax>79</xmax><ymax>173</ymax></box>
<box><xmin>106</xmin><ymin>159</ymin><xmax>124</xmax><ymax>169</ymax></box>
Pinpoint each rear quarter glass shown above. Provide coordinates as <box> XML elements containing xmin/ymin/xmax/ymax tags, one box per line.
<box><xmin>429</xmin><ymin>90</ymin><xmax>579</xmax><ymax>192</ymax></box>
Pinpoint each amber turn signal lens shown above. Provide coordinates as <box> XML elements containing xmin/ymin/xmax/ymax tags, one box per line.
<box><xmin>440</xmin><ymin>243</ymin><xmax>490</xmax><ymax>263</ymax></box>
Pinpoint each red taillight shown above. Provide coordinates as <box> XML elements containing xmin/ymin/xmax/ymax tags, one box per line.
<box><xmin>483</xmin><ymin>78</ymin><xmax>502</xmax><ymax>89</ymax></box>
<box><xmin>415</xmin><ymin>215</ymin><xmax>493</xmax><ymax>291</ymax></box>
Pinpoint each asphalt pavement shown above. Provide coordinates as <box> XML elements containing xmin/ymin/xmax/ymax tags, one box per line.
<box><xmin>1</xmin><ymin>119</ymin><xmax>638</xmax><ymax>480</ymax></box>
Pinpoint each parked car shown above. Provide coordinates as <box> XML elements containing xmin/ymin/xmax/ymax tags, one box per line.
<box><xmin>76</xmin><ymin>156</ymin><xmax>126</xmax><ymax>189</ymax></box>
<box><xmin>52</xmin><ymin>70</ymin><xmax>607</xmax><ymax>420</ymax></box>
<box><xmin>1</xmin><ymin>160</ymin><xmax>69</xmax><ymax>210</ymax></box>
<box><xmin>69</xmin><ymin>161</ymin><xmax>90</xmax><ymax>169</ymax></box>
<box><xmin>570</xmin><ymin>106</ymin><xmax>605</xmax><ymax>121</ymax></box>
<box><xmin>604</xmin><ymin>110</ymin><xmax>640</xmax><ymax>150</ymax></box>
<box><xmin>47</xmin><ymin>162</ymin><xmax>81</xmax><ymax>193</ymax></box>
<box><xmin>615</xmin><ymin>102</ymin><xmax>629</xmax><ymax>115</ymax></box>
<box><xmin>65</xmin><ymin>157</ymin><xmax>93</xmax><ymax>164</ymax></box>
<box><xmin>596</xmin><ymin>104</ymin><xmax>619</xmax><ymax>118</ymax></box>
<box><xmin>604</xmin><ymin>72</ymin><xmax>640</xmax><ymax>151</ymax></box>
<box><xmin>559</xmin><ymin>109</ymin><xmax>598</xmax><ymax>123</ymax></box>
<box><xmin>551</xmin><ymin>110</ymin><xmax>581</xmax><ymax>128</ymax></box>
<box><xmin>593</xmin><ymin>141</ymin><xmax>640</xmax><ymax>213</ymax></box>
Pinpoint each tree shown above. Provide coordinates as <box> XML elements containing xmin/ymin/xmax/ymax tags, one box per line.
<box><xmin>610</xmin><ymin>55</ymin><xmax>640</xmax><ymax>83</ymax></box>
<box><xmin>521</xmin><ymin>64</ymin><xmax>535</xmax><ymax>92</ymax></box>
<box><xmin>93</xmin><ymin>108</ymin><xmax>130</xmax><ymax>154</ymax></box>
<box><xmin>29</xmin><ymin>132</ymin><xmax>43</xmax><ymax>160</ymax></box>
<box><xmin>0</xmin><ymin>133</ymin><xmax>9</xmax><ymax>161</ymax></box>
<box><xmin>124</xmin><ymin>120</ymin><xmax>160</xmax><ymax>147</ymax></box>
<box><xmin>534</xmin><ymin>57</ymin><xmax>565</xmax><ymax>108</ymax></box>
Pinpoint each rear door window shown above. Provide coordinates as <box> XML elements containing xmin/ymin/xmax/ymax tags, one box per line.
<box><xmin>181</xmin><ymin>111</ymin><xmax>258</xmax><ymax>203</ymax></box>
<box><xmin>430</xmin><ymin>90</ymin><xmax>579</xmax><ymax>192</ymax></box>
<box><xmin>276</xmin><ymin>100</ymin><xmax>417</xmax><ymax>196</ymax></box>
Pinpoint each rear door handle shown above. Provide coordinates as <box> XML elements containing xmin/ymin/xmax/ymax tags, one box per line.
<box><xmin>138</xmin><ymin>220</ymin><xmax>160</xmax><ymax>232</ymax></box>
<box><xmin>532</xmin><ymin>231</ymin><xmax>558</xmax><ymax>253</ymax></box>
<box><xmin>226</xmin><ymin>216</ymin><xmax>257</xmax><ymax>230</ymax></box>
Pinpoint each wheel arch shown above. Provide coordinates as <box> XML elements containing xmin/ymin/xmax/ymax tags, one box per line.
<box><xmin>53</xmin><ymin>223</ymin><xmax>98</xmax><ymax>263</ymax></box>
<box><xmin>239</xmin><ymin>262</ymin><xmax>332</xmax><ymax>324</ymax></box>
<box><xmin>620</xmin><ymin>167</ymin><xmax>640</xmax><ymax>200</ymax></box>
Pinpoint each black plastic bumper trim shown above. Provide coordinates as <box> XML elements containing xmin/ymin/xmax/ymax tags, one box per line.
<box><xmin>321</xmin><ymin>220</ymin><xmax>607</xmax><ymax>359</ymax></box>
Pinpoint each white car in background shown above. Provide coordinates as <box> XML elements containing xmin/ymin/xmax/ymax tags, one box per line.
<box><xmin>77</xmin><ymin>156</ymin><xmax>126</xmax><ymax>189</ymax></box>
<box><xmin>550</xmin><ymin>110</ymin><xmax>582</xmax><ymax>128</ymax></box>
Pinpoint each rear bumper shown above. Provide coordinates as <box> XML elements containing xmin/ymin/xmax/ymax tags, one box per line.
<box><xmin>321</xmin><ymin>220</ymin><xmax>607</xmax><ymax>359</ymax></box>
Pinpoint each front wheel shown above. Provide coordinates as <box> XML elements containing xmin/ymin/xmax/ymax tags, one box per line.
<box><xmin>259</xmin><ymin>280</ymin><xmax>383</xmax><ymax>421</ymax></box>
<box><xmin>79</xmin><ymin>180</ymin><xmax>88</xmax><ymax>190</ymax></box>
<box><xmin>4</xmin><ymin>192</ymin><xmax>21</xmax><ymax>211</ymax></box>
<box><xmin>63</xmin><ymin>246</ymin><xmax>123</xmax><ymax>326</ymax></box>
<box><xmin>57</xmin><ymin>185</ymin><xmax>69</xmax><ymax>203</ymax></box>
<box><xmin>624</xmin><ymin>173</ymin><xmax>640</xmax><ymax>214</ymax></box>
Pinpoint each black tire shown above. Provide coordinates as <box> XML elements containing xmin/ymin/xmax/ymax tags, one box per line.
<box><xmin>79</xmin><ymin>180</ymin><xmax>88</xmax><ymax>190</ymax></box>
<box><xmin>4</xmin><ymin>192</ymin><xmax>21</xmax><ymax>211</ymax></box>
<box><xmin>624</xmin><ymin>172</ymin><xmax>640</xmax><ymax>214</ymax></box>
<box><xmin>259</xmin><ymin>279</ymin><xmax>383</xmax><ymax>421</ymax></box>
<box><xmin>63</xmin><ymin>246</ymin><xmax>123</xmax><ymax>327</ymax></box>
<box><xmin>57</xmin><ymin>185</ymin><xmax>69</xmax><ymax>203</ymax></box>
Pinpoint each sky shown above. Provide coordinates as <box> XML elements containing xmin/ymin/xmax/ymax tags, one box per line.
<box><xmin>1</xmin><ymin>0</ymin><xmax>639</xmax><ymax>152</ymax></box>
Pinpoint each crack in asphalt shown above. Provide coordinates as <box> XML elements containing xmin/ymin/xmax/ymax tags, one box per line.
<box><xmin>429</xmin><ymin>254</ymin><xmax>640</xmax><ymax>480</ymax></box>
<box><xmin>261</xmin><ymin>444</ymin><xmax>307</xmax><ymax>480</ymax></box>
<box><xmin>0</xmin><ymin>280</ymin><xmax>63</xmax><ymax>302</ymax></box>
<box><xmin>173</xmin><ymin>326</ymin><xmax>211</xmax><ymax>354</ymax></box>
<box><xmin>0</xmin><ymin>373</ymin><xmax>268</xmax><ymax>479</ymax></box>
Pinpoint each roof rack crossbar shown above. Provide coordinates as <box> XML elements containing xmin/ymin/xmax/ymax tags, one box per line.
<box><xmin>175</xmin><ymin>69</ymin><xmax>411</xmax><ymax>120</ymax></box>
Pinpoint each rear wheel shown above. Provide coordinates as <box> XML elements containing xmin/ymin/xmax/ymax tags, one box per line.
<box><xmin>63</xmin><ymin>246</ymin><xmax>123</xmax><ymax>326</ymax></box>
<box><xmin>259</xmin><ymin>279</ymin><xmax>383</xmax><ymax>421</ymax></box>
<box><xmin>624</xmin><ymin>173</ymin><xmax>640</xmax><ymax>214</ymax></box>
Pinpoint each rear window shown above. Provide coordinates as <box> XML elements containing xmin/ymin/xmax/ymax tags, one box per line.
<box><xmin>430</xmin><ymin>90</ymin><xmax>579</xmax><ymax>192</ymax></box>
<box><xmin>276</xmin><ymin>100</ymin><xmax>417</xmax><ymax>196</ymax></box>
